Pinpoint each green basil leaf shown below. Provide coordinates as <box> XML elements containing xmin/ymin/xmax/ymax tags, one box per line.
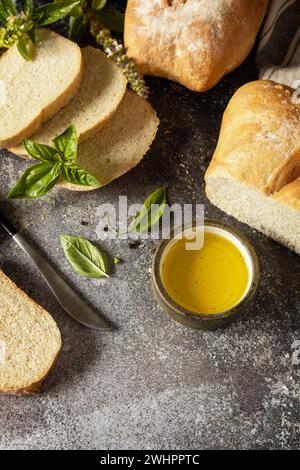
<box><xmin>60</xmin><ymin>234</ymin><xmax>109</xmax><ymax>278</ymax></box>
<box><xmin>53</xmin><ymin>124</ymin><xmax>77</xmax><ymax>162</ymax></box>
<box><xmin>129</xmin><ymin>187</ymin><xmax>167</xmax><ymax>233</ymax></box>
<box><xmin>54</xmin><ymin>0</ymin><xmax>87</xmax><ymax>5</ymax></box>
<box><xmin>97</xmin><ymin>9</ymin><xmax>124</xmax><ymax>33</ymax></box>
<box><xmin>17</xmin><ymin>36</ymin><xmax>34</xmax><ymax>61</ymax></box>
<box><xmin>0</xmin><ymin>12</ymin><xmax>6</xmax><ymax>25</ymax></box>
<box><xmin>0</xmin><ymin>6</ymin><xmax>8</xmax><ymax>24</ymax></box>
<box><xmin>24</xmin><ymin>0</ymin><xmax>34</xmax><ymax>16</ymax></box>
<box><xmin>0</xmin><ymin>0</ymin><xmax>17</xmax><ymax>18</ymax></box>
<box><xmin>91</xmin><ymin>0</ymin><xmax>107</xmax><ymax>11</ymax></box>
<box><xmin>27</xmin><ymin>26</ymin><xmax>36</xmax><ymax>44</ymax></box>
<box><xmin>62</xmin><ymin>162</ymin><xmax>101</xmax><ymax>188</ymax></box>
<box><xmin>36</xmin><ymin>1</ymin><xmax>81</xmax><ymax>26</ymax></box>
<box><xmin>7</xmin><ymin>162</ymin><xmax>62</xmax><ymax>199</ymax></box>
<box><xmin>23</xmin><ymin>139</ymin><xmax>59</xmax><ymax>162</ymax></box>
<box><xmin>68</xmin><ymin>14</ymin><xmax>87</xmax><ymax>42</ymax></box>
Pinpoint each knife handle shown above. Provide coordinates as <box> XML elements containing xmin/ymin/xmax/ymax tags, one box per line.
<box><xmin>0</xmin><ymin>210</ymin><xmax>17</xmax><ymax>237</ymax></box>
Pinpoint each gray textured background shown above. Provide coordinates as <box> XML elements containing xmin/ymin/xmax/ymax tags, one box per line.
<box><xmin>0</xmin><ymin>38</ymin><xmax>300</xmax><ymax>449</ymax></box>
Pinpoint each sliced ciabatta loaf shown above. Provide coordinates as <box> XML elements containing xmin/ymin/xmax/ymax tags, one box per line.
<box><xmin>11</xmin><ymin>47</ymin><xmax>127</xmax><ymax>156</ymax></box>
<box><xmin>0</xmin><ymin>29</ymin><xmax>83</xmax><ymax>148</ymax></box>
<box><xmin>205</xmin><ymin>80</ymin><xmax>300</xmax><ymax>255</ymax></box>
<box><xmin>61</xmin><ymin>90</ymin><xmax>159</xmax><ymax>191</ymax></box>
<box><xmin>0</xmin><ymin>270</ymin><xmax>61</xmax><ymax>394</ymax></box>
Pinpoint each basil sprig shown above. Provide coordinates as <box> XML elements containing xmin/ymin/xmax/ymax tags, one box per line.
<box><xmin>60</xmin><ymin>234</ymin><xmax>109</xmax><ymax>278</ymax></box>
<box><xmin>8</xmin><ymin>125</ymin><xmax>101</xmax><ymax>199</ymax></box>
<box><xmin>0</xmin><ymin>0</ymin><xmax>81</xmax><ymax>60</ymax></box>
<box><xmin>36</xmin><ymin>1</ymin><xmax>82</xmax><ymax>26</ymax></box>
<box><xmin>129</xmin><ymin>187</ymin><xmax>167</xmax><ymax>233</ymax></box>
<box><xmin>106</xmin><ymin>187</ymin><xmax>167</xmax><ymax>235</ymax></box>
<box><xmin>69</xmin><ymin>13</ymin><xmax>87</xmax><ymax>42</ymax></box>
<box><xmin>67</xmin><ymin>0</ymin><xmax>124</xmax><ymax>42</ymax></box>
<box><xmin>0</xmin><ymin>0</ymin><xmax>17</xmax><ymax>23</ymax></box>
<box><xmin>95</xmin><ymin>8</ymin><xmax>124</xmax><ymax>33</ymax></box>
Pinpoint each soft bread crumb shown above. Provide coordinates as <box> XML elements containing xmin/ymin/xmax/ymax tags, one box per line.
<box><xmin>205</xmin><ymin>80</ymin><xmax>300</xmax><ymax>255</ymax></box>
<box><xmin>60</xmin><ymin>90</ymin><xmax>159</xmax><ymax>191</ymax></box>
<box><xmin>0</xmin><ymin>270</ymin><xmax>61</xmax><ymax>394</ymax></box>
<box><xmin>0</xmin><ymin>29</ymin><xmax>83</xmax><ymax>147</ymax></box>
<box><xmin>206</xmin><ymin>177</ymin><xmax>300</xmax><ymax>255</ymax></box>
<box><xmin>11</xmin><ymin>47</ymin><xmax>127</xmax><ymax>155</ymax></box>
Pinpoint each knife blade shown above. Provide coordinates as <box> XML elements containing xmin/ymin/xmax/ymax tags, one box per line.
<box><xmin>0</xmin><ymin>210</ymin><xmax>110</xmax><ymax>331</ymax></box>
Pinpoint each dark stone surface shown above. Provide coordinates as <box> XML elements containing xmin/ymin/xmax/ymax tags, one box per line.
<box><xmin>0</xmin><ymin>30</ymin><xmax>300</xmax><ymax>449</ymax></box>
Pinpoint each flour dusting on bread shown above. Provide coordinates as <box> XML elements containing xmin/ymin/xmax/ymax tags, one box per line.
<box><xmin>205</xmin><ymin>80</ymin><xmax>300</xmax><ymax>255</ymax></box>
<box><xmin>132</xmin><ymin>0</ymin><xmax>235</xmax><ymax>55</ymax></box>
<box><xmin>125</xmin><ymin>0</ymin><xmax>269</xmax><ymax>91</ymax></box>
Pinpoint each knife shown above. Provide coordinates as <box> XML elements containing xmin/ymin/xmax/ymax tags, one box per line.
<box><xmin>0</xmin><ymin>210</ymin><xmax>110</xmax><ymax>331</ymax></box>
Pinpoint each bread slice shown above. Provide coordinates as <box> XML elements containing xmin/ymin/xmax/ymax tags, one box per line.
<box><xmin>61</xmin><ymin>90</ymin><xmax>159</xmax><ymax>191</ymax></box>
<box><xmin>205</xmin><ymin>80</ymin><xmax>300</xmax><ymax>255</ymax></box>
<box><xmin>0</xmin><ymin>29</ymin><xmax>83</xmax><ymax>148</ymax></box>
<box><xmin>206</xmin><ymin>176</ymin><xmax>300</xmax><ymax>255</ymax></box>
<box><xmin>11</xmin><ymin>47</ymin><xmax>127</xmax><ymax>156</ymax></box>
<box><xmin>0</xmin><ymin>270</ymin><xmax>61</xmax><ymax>394</ymax></box>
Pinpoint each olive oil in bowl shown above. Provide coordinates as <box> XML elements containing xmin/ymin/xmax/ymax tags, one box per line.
<box><xmin>161</xmin><ymin>231</ymin><xmax>250</xmax><ymax>315</ymax></box>
<box><xmin>152</xmin><ymin>220</ymin><xmax>260</xmax><ymax>329</ymax></box>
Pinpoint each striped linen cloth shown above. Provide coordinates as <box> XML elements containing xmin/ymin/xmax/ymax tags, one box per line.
<box><xmin>256</xmin><ymin>0</ymin><xmax>300</xmax><ymax>88</ymax></box>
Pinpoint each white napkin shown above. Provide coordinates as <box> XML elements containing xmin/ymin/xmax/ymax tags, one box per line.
<box><xmin>256</xmin><ymin>0</ymin><xmax>300</xmax><ymax>89</ymax></box>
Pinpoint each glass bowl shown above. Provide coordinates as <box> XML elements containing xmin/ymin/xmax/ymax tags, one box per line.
<box><xmin>152</xmin><ymin>218</ymin><xmax>260</xmax><ymax>330</ymax></box>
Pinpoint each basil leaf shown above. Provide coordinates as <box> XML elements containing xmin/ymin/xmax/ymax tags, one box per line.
<box><xmin>1</xmin><ymin>0</ymin><xmax>17</xmax><ymax>18</ymax></box>
<box><xmin>17</xmin><ymin>36</ymin><xmax>34</xmax><ymax>62</ymax></box>
<box><xmin>0</xmin><ymin>5</ymin><xmax>9</xmax><ymax>24</ymax></box>
<box><xmin>0</xmin><ymin>0</ymin><xmax>16</xmax><ymax>25</ymax></box>
<box><xmin>68</xmin><ymin>14</ymin><xmax>87</xmax><ymax>42</ymax></box>
<box><xmin>23</xmin><ymin>139</ymin><xmax>59</xmax><ymax>162</ymax></box>
<box><xmin>129</xmin><ymin>187</ymin><xmax>167</xmax><ymax>233</ymax></box>
<box><xmin>54</xmin><ymin>0</ymin><xmax>87</xmax><ymax>6</ymax></box>
<box><xmin>97</xmin><ymin>9</ymin><xmax>124</xmax><ymax>33</ymax></box>
<box><xmin>53</xmin><ymin>124</ymin><xmax>77</xmax><ymax>162</ymax></box>
<box><xmin>0</xmin><ymin>11</ymin><xmax>7</xmax><ymax>25</ymax></box>
<box><xmin>91</xmin><ymin>0</ymin><xmax>107</xmax><ymax>11</ymax></box>
<box><xmin>24</xmin><ymin>0</ymin><xmax>34</xmax><ymax>16</ymax></box>
<box><xmin>36</xmin><ymin>1</ymin><xmax>81</xmax><ymax>26</ymax></box>
<box><xmin>60</xmin><ymin>234</ymin><xmax>109</xmax><ymax>278</ymax></box>
<box><xmin>62</xmin><ymin>162</ymin><xmax>101</xmax><ymax>188</ymax></box>
<box><xmin>7</xmin><ymin>162</ymin><xmax>62</xmax><ymax>199</ymax></box>
<box><xmin>27</xmin><ymin>27</ymin><xmax>36</xmax><ymax>44</ymax></box>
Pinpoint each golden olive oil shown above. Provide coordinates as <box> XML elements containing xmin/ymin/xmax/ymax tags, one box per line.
<box><xmin>161</xmin><ymin>232</ymin><xmax>249</xmax><ymax>314</ymax></box>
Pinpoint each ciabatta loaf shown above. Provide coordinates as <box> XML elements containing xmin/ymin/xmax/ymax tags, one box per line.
<box><xmin>61</xmin><ymin>90</ymin><xmax>159</xmax><ymax>191</ymax></box>
<box><xmin>124</xmin><ymin>0</ymin><xmax>269</xmax><ymax>92</ymax></box>
<box><xmin>0</xmin><ymin>29</ymin><xmax>83</xmax><ymax>148</ymax></box>
<box><xmin>205</xmin><ymin>80</ymin><xmax>300</xmax><ymax>255</ymax></box>
<box><xmin>0</xmin><ymin>270</ymin><xmax>61</xmax><ymax>394</ymax></box>
<box><xmin>11</xmin><ymin>47</ymin><xmax>127</xmax><ymax>156</ymax></box>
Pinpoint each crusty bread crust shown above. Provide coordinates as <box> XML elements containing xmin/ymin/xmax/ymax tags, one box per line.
<box><xmin>272</xmin><ymin>178</ymin><xmax>300</xmax><ymax>212</ymax></box>
<box><xmin>0</xmin><ymin>269</ymin><xmax>61</xmax><ymax>394</ymax></box>
<box><xmin>124</xmin><ymin>0</ymin><xmax>269</xmax><ymax>92</ymax></box>
<box><xmin>205</xmin><ymin>80</ymin><xmax>300</xmax><ymax>254</ymax></box>
<box><xmin>205</xmin><ymin>80</ymin><xmax>300</xmax><ymax>201</ymax></box>
<box><xmin>0</xmin><ymin>29</ymin><xmax>83</xmax><ymax>148</ymax></box>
